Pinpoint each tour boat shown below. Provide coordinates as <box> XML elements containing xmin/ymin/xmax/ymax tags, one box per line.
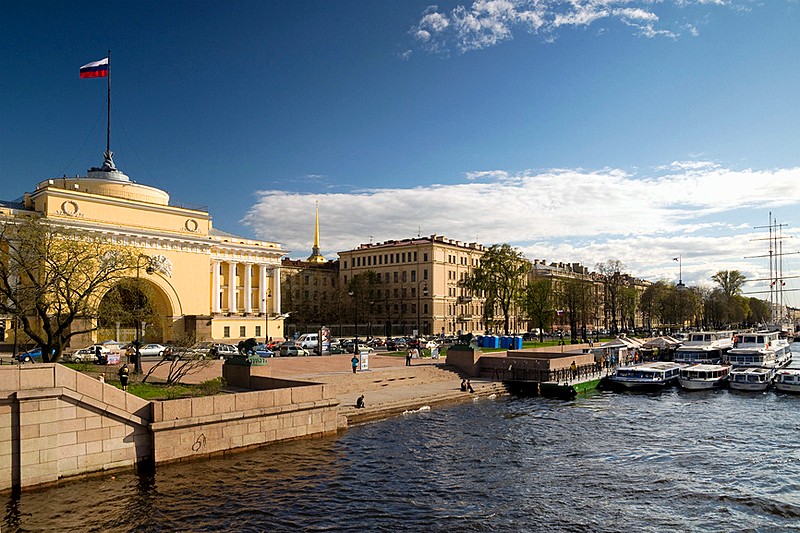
<box><xmin>728</xmin><ymin>367</ymin><xmax>774</xmax><ymax>392</ymax></box>
<box><xmin>673</xmin><ymin>330</ymin><xmax>736</xmax><ymax>365</ymax></box>
<box><xmin>678</xmin><ymin>364</ymin><xmax>731</xmax><ymax>391</ymax></box>
<box><xmin>608</xmin><ymin>362</ymin><xmax>683</xmax><ymax>390</ymax></box>
<box><xmin>773</xmin><ymin>369</ymin><xmax>800</xmax><ymax>393</ymax></box>
<box><xmin>725</xmin><ymin>330</ymin><xmax>793</xmax><ymax>369</ymax></box>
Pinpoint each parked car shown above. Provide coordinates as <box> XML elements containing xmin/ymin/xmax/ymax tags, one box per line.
<box><xmin>385</xmin><ymin>338</ymin><xmax>408</xmax><ymax>352</ymax></box>
<box><xmin>138</xmin><ymin>343</ymin><xmax>167</xmax><ymax>357</ymax></box>
<box><xmin>343</xmin><ymin>340</ymin><xmax>374</xmax><ymax>354</ymax></box>
<box><xmin>70</xmin><ymin>344</ymin><xmax>112</xmax><ymax>363</ymax></box>
<box><xmin>424</xmin><ymin>340</ymin><xmax>440</xmax><ymax>350</ymax></box>
<box><xmin>366</xmin><ymin>337</ymin><xmax>385</xmax><ymax>348</ymax></box>
<box><xmin>253</xmin><ymin>343</ymin><xmax>275</xmax><ymax>357</ymax></box>
<box><xmin>194</xmin><ymin>342</ymin><xmax>239</xmax><ymax>359</ymax></box>
<box><xmin>279</xmin><ymin>343</ymin><xmax>309</xmax><ymax>357</ymax></box>
<box><xmin>296</xmin><ymin>333</ymin><xmax>319</xmax><ymax>350</ymax></box>
<box><xmin>14</xmin><ymin>347</ymin><xmax>42</xmax><ymax>363</ymax></box>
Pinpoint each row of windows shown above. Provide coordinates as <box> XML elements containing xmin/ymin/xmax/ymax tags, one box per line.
<box><xmin>344</xmin><ymin>251</ymin><xmax>430</xmax><ymax>269</ymax></box>
<box><xmin>222</xmin><ymin>325</ymin><xmax>262</xmax><ymax>338</ymax></box>
<box><xmin>447</xmin><ymin>254</ymin><xmax>479</xmax><ymax>266</ymax></box>
<box><xmin>343</xmin><ymin>269</ymin><xmax>428</xmax><ymax>286</ymax></box>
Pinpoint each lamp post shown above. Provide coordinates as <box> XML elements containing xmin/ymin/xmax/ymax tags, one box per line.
<box><xmin>348</xmin><ymin>290</ymin><xmax>359</xmax><ymax>355</ymax></box>
<box><xmin>675</xmin><ymin>254</ymin><xmax>686</xmax><ymax>333</ymax></box>
<box><xmin>263</xmin><ymin>290</ymin><xmax>272</xmax><ymax>343</ymax></box>
<box><xmin>133</xmin><ymin>254</ymin><xmax>155</xmax><ymax>374</ymax></box>
<box><xmin>416</xmin><ymin>280</ymin><xmax>428</xmax><ymax>349</ymax></box>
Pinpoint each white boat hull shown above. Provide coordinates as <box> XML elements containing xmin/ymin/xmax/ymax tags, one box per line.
<box><xmin>678</xmin><ymin>377</ymin><xmax>727</xmax><ymax>390</ymax></box>
<box><xmin>774</xmin><ymin>383</ymin><xmax>800</xmax><ymax>393</ymax></box>
<box><xmin>729</xmin><ymin>381</ymin><xmax>771</xmax><ymax>392</ymax></box>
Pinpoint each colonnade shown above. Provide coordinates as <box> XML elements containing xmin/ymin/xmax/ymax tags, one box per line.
<box><xmin>210</xmin><ymin>260</ymin><xmax>281</xmax><ymax>316</ymax></box>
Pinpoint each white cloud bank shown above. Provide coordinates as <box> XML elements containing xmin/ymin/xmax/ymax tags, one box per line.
<box><xmin>407</xmin><ymin>0</ymin><xmax>743</xmax><ymax>54</ymax></box>
<box><xmin>241</xmin><ymin>163</ymin><xmax>800</xmax><ymax>304</ymax></box>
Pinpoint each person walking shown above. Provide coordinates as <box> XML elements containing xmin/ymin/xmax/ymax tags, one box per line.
<box><xmin>351</xmin><ymin>354</ymin><xmax>359</xmax><ymax>374</ymax></box>
<box><xmin>405</xmin><ymin>348</ymin><xmax>412</xmax><ymax>366</ymax></box>
<box><xmin>118</xmin><ymin>364</ymin><xmax>130</xmax><ymax>391</ymax></box>
<box><xmin>570</xmin><ymin>360</ymin><xmax>578</xmax><ymax>380</ymax></box>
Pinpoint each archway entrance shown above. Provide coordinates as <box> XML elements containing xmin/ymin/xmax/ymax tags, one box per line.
<box><xmin>97</xmin><ymin>277</ymin><xmax>174</xmax><ymax>344</ymax></box>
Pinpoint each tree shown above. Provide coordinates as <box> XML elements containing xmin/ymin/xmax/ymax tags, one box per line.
<box><xmin>712</xmin><ymin>270</ymin><xmax>746</xmax><ymax>298</ymax></box>
<box><xmin>747</xmin><ymin>297</ymin><xmax>771</xmax><ymax>325</ymax></box>
<box><xmin>595</xmin><ymin>260</ymin><xmax>626</xmax><ymax>335</ymax></box>
<box><xmin>140</xmin><ymin>332</ymin><xmax>212</xmax><ymax>385</ymax></box>
<box><xmin>461</xmin><ymin>244</ymin><xmax>531</xmax><ymax>335</ymax></box>
<box><xmin>0</xmin><ymin>218</ymin><xmax>138</xmax><ymax>362</ymax></box>
<box><xmin>521</xmin><ymin>277</ymin><xmax>555</xmax><ymax>342</ymax></box>
<box><xmin>347</xmin><ymin>271</ymin><xmax>380</xmax><ymax>336</ymax></box>
<box><xmin>560</xmin><ymin>277</ymin><xmax>593</xmax><ymax>342</ymax></box>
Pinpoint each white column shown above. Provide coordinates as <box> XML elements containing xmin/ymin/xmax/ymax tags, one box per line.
<box><xmin>272</xmin><ymin>266</ymin><xmax>281</xmax><ymax>314</ymax></box>
<box><xmin>228</xmin><ymin>261</ymin><xmax>238</xmax><ymax>313</ymax></box>
<box><xmin>259</xmin><ymin>264</ymin><xmax>267</xmax><ymax>314</ymax></box>
<box><xmin>211</xmin><ymin>260</ymin><xmax>221</xmax><ymax>313</ymax></box>
<box><xmin>243</xmin><ymin>263</ymin><xmax>252</xmax><ymax>314</ymax></box>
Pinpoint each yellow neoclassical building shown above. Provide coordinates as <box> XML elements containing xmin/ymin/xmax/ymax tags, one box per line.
<box><xmin>0</xmin><ymin>156</ymin><xmax>286</xmax><ymax>349</ymax></box>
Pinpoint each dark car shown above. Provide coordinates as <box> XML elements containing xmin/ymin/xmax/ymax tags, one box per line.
<box><xmin>385</xmin><ymin>338</ymin><xmax>408</xmax><ymax>352</ymax></box>
<box><xmin>14</xmin><ymin>347</ymin><xmax>43</xmax><ymax>363</ymax></box>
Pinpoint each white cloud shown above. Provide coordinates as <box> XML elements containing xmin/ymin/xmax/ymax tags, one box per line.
<box><xmin>409</xmin><ymin>0</ymin><xmax>748</xmax><ymax>53</ymax></box>
<box><xmin>241</xmin><ymin>163</ymin><xmax>800</xmax><ymax>305</ymax></box>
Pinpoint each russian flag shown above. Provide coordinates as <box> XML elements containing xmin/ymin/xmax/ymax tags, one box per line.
<box><xmin>79</xmin><ymin>57</ymin><xmax>109</xmax><ymax>78</ymax></box>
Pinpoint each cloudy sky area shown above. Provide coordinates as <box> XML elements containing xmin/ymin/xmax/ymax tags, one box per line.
<box><xmin>2</xmin><ymin>0</ymin><xmax>799</xmax><ymax>305</ymax></box>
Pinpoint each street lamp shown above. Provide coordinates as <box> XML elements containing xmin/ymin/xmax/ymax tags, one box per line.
<box><xmin>263</xmin><ymin>290</ymin><xmax>272</xmax><ymax>343</ymax></box>
<box><xmin>416</xmin><ymin>280</ymin><xmax>429</xmax><ymax>348</ymax></box>
<box><xmin>348</xmin><ymin>290</ymin><xmax>359</xmax><ymax>355</ymax></box>
<box><xmin>133</xmin><ymin>254</ymin><xmax>155</xmax><ymax>374</ymax></box>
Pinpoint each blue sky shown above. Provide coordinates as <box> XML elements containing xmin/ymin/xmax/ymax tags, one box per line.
<box><xmin>2</xmin><ymin>0</ymin><xmax>799</xmax><ymax>305</ymax></box>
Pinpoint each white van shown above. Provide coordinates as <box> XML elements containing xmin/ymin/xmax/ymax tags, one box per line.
<box><xmin>296</xmin><ymin>333</ymin><xmax>318</xmax><ymax>350</ymax></box>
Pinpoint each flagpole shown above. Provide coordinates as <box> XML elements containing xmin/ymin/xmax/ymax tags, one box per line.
<box><xmin>106</xmin><ymin>49</ymin><xmax>111</xmax><ymax>156</ymax></box>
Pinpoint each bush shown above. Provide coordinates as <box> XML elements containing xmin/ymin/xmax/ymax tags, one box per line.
<box><xmin>198</xmin><ymin>377</ymin><xmax>226</xmax><ymax>396</ymax></box>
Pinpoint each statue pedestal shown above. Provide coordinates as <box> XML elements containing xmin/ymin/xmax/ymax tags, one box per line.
<box><xmin>225</xmin><ymin>354</ymin><xmax>269</xmax><ymax>367</ymax></box>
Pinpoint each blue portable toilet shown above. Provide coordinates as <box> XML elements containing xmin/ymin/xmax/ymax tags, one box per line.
<box><xmin>477</xmin><ymin>335</ymin><xmax>485</xmax><ymax>347</ymax></box>
<box><xmin>499</xmin><ymin>336</ymin><xmax>510</xmax><ymax>349</ymax></box>
<box><xmin>486</xmin><ymin>336</ymin><xmax>499</xmax><ymax>349</ymax></box>
<box><xmin>512</xmin><ymin>336</ymin><xmax>523</xmax><ymax>350</ymax></box>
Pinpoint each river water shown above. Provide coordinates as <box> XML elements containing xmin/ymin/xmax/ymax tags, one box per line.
<box><xmin>4</xmin><ymin>344</ymin><xmax>800</xmax><ymax>532</ymax></box>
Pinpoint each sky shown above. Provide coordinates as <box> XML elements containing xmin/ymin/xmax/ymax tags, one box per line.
<box><xmin>1</xmin><ymin>0</ymin><xmax>799</xmax><ymax>306</ymax></box>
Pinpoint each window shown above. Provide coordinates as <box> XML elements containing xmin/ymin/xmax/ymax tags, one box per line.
<box><xmin>255</xmin><ymin>326</ymin><xmax>261</xmax><ymax>337</ymax></box>
<box><xmin>394</xmin><ymin>271</ymin><xmax>399</xmax><ymax>282</ymax></box>
<box><xmin>344</xmin><ymin>275</ymin><xmax>348</xmax><ymax>284</ymax></box>
<box><xmin>414</xmin><ymin>251</ymin><xmax>417</xmax><ymax>261</ymax></box>
<box><xmin>411</xmin><ymin>304</ymin><xmax>417</xmax><ymax>314</ymax></box>
<box><xmin>223</xmin><ymin>326</ymin><xmax>230</xmax><ymax>338</ymax></box>
<box><xmin>240</xmin><ymin>326</ymin><xmax>246</xmax><ymax>337</ymax></box>
<box><xmin>402</xmin><ymin>271</ymin><xmax>407</xmax><ymax>282</ymax></box>
<box><xmin>395</xmin><ymin>253</ymin><xmax>400</xmax><ymax>263</ymax></box>
<box><xmin>411</xmin><ymin>287</ymin><xmax>416</xmax><ymax>297</ymax></box>
<box><xmin>423</xmin><ymin>269</ymin><xmax>428</xmax><ymax>280</ymax></box>
<box><xmin>344</xmin><ymin>261</ymin><xmax>348</xmax><ymax>269</ymax></box>
<box><xmin>411</xmin><ymin>270</ymin><xmax>416</xmax><ymax>282</ymax></box>
<box><xmin>402</xmin><ymin>252</ymin><xmax>406</xmax><ymax>262</ymax></box>
<box><xmin>423</xmin><ymin>253</ymin><xmax>428</xmax><ymax>261</ymax></box>
<box><xmin>423</xmin><ymin>304</ymin><xmax>428</xmax><ymax>314</ymax></box>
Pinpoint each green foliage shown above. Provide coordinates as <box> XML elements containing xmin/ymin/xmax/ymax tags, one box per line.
<box><xmin>198</xmin><ymin>377</ymin><xmax>226</xmax><ymax>396</ymax></box>
<box><xmin>522</xmin><ymin>277</ymin><xmax>555</xmax><ymax>342</ymax></box>
<box><xmin>462</xmin><ymin>244</ymin><xmax>531</xmax><ymax>335</ymax></box>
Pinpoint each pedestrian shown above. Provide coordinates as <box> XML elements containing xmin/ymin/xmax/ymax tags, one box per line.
<box><xmin>460</xmin><ymin>379</ymin><xmax>467</xmax><ymax>392</ymax></box>
<box><xmin>351</xmin><ymin>354</ymin><xmax>359</xmax><ymax>374</ymax></box>
<box><xmin>467</xmin><ymin>380</ymin><xmax>475</xmax><ymax>393</ymax></box>
<box><xmin>98</xmin><ymin>373</ymin><xmax>105</xmax><ymax>383</ymax></box>
<box><xmin>405</xmin><ymin>348</ymin><xmax>412</xmax><ymax>366</ymax></box>
<box><xmin>95</xmin><ymin>345</ymin><xmax>104</xmax><ymax>365</ymax></box>
<box><xmin>356</xmin><ymin>395</ymin><xmax>365</xmax><ymax>408</ymax></box>
<box><xmin>570</xmin><ymin>360</ymin><xmax>578</xmax><ymax>379</ymax></box>
<box><xmin>118</xmin><ymin>364</ymin><xmax>130</xmax><ymax>391</ymax></box>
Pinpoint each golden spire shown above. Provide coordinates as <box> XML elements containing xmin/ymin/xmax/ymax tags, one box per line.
<box><xmin>307</xmin><ymin>200</ymin><xmax>326</xmax><ymax>263</ymax></box>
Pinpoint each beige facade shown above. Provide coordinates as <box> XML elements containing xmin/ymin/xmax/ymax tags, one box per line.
<box><xmin>338</xmin><ymin>235</ymin><xmax>489</xmax><ymax>336</ymax></box>
<box><xmin>1</xmin><ymin>164</ymin><xmax>285</xmax><ymax>348</ymax></box>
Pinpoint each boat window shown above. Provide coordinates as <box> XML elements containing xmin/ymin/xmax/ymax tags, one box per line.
<box><xmin>757</xmin><ymin>336</ymin><xmax>764</xmax><ymax>343</ymax></box>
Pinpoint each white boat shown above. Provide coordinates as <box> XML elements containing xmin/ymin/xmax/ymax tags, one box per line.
<box><xmin>774</xmin><ymin>369</ymin><xmax>800</xmax><ymax>393</ymax></box>
<box><xmin>726</xmin><ymin>330</ymin><xmax>792</xmax><ymax>369</ymax></box>
<box><xmin>728</xmin><ymin>367</ymin><xmax>774</xmax><ymax>391</ymax></box>
<box><xmin>673</xmin><ymin>331</ymin><xmax>735</xmax><ymax>365</ymax></box>
<box><xmin>608</xmin><ymin>362</ymin><xmax>683</xmax><ymax>390</ymax></box>
<box><xmin>678</xmin><ymin>364</ymin><xmax>731</xmax><ymax>391</ymax></box>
